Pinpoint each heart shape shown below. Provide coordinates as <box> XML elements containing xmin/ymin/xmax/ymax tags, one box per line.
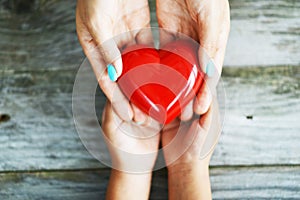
<box><xmin>118</xmin><ymin>40</ymin><xmax>204</xmax><ymax>124</ymax></box>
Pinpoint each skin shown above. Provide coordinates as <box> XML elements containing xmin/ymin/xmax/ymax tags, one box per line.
<box><xmin>102</xmin><ymin>101</ymin><xmax>161</xmax><ymax>172</ymax></box>
<box><xmin>102</xmin><ymin>98</ymin><xmax>220</xmax><ymax>200</ymax></box>
<box><xmin>76</xmin><ymin>0</ymin><xmax>152</xmax><ymax>123</ymax></box>
<box><xmin>156</xmin><ymin>0</ymin><xmax>230</xmax><ymax>120</ymax></box>
<box><xmin>76</xmin><ymin>0</ymin><xmax>230</xmax><ymax>124</ymax></box>
<box><xmin>76</xmin><ymin>1</ymin><xmax>227</xmax><ymax>199</ymax></box>
<box><xmin>162</xmin><ymin>97</ymin><xmax>221</xmax><ymax>200</ymax></box>
<box><xmin>102</xmin><ymin>101</ymin><xmax>161</xmax><ymax>200</ymax></box>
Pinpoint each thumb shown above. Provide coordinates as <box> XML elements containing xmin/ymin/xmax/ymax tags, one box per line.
<box><xmin>196</xmin><ymin>0</ymin><xmax>230</xmax><ymax>79</ymax></box>
<box><xmin>89</xmin><ymin>24</ymin><xmax>123</xmax><ymax>81</ymax></box>
<box><xmin>198</xmin><ymin>97</ymin><xmax>222</xmax><ymax>159</ymax></box>
<box><xmin>98</xmin><ymin>40</ymin><xmax>123</xmax><ymax>81</ymax></box>
<box><xmin>85</xmin><ymin>28</ymin><xmax>133</xmax><ymax>121</ymax></box>
<box><xmin>199</xmin><ymin>103</ymin><xmax>213</xmax><ymax>132</ymax></box>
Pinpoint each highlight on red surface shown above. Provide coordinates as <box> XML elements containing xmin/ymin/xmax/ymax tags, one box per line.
<box><xmin>118</xmin><ymin>40</ymin><xmax>204</xmax><ymax>124</ymax></box>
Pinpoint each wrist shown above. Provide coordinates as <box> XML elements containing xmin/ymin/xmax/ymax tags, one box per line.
<box><xmin>111</xmin><ymin>168</ymin><xmax>152</xmax><ymax>180</ymax></box>
<box><xmin>167</xmin><ymin>161</ymin><xmax>209</xmax><ymax>178</ymax></box>
<box><xmin>106</xmin><ymin>169</ymin><xmax>153</xmax><ymax>200</ymax></box>
<box><xmin>167</xmin><ymin>162</ymin><xmax>212</xmax><ymax>200</ymax></box>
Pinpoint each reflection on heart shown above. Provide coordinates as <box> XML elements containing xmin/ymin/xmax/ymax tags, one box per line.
<box><xmin>118</xmin><ymin>40</ymin><xmax>204</xmax><ymax>124</ymax></box>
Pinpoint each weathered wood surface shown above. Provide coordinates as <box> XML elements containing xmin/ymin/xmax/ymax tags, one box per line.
<box><xmin>1</xmin><ymin>0</ymin><xmax>300</xmax><ymax>199</ymax></box>
<box><xmin>0</xmin><ymin>0</ymin><xmax>82</xmax><ymax>70</ymax></box>
<box><xmin>226</xmin><ymin>0</ymin><xmax>300</xmax><ymax>67</ymax></box>
<box><xmin>0</xmin><ymin>66</ymin><xmax>299</xmax><ymax>171</ymax></box>
<box><xmin>214</xmin><ymin>66</ymin><xmax>300</xmax><ymax>166</ymax></box>
<box><xmin>0</xmin><ymin>69</ymin><xmax>103</xmax><ymax>170</ymax></box>
<box><xmin>1</xmin><ymin>166</ymin><xmax>300</xmax><ymax>199</ymax></box>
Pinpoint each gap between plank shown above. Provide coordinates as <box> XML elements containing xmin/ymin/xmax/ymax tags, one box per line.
<box><xmin>1</xmin><ymin>163</ymin><xmax>300</xmax><ymax>175</ymax></box>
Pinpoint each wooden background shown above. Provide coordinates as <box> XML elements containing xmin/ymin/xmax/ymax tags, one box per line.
<box><xmin>0</xmin><ymin>0</ymin><xmax>299</xmax><ymax>199</ymax></box>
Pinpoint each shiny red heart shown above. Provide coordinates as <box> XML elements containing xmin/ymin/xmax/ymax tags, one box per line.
<box><xmin>118</xmin><ymin>40</ymin><xmax>204</xmax><ymax>124</ymax></box>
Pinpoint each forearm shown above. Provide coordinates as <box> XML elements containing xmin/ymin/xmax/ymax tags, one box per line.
<box><xmin>168</xmin><ymin>162</ymin><xmax>211</xmax><ymax>200</ymax></box>
<box><xmin>106</xmin><ymin>169</ymin><xmax>152</xmax><ymax>200</ymax></box>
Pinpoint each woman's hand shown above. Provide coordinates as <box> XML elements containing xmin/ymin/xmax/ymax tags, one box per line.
<box><xmin>76</xmin><ymin>0</ymin><xmax>152</xmax><ymax>123</ymax></box>
<box><xmin>156</xmin><ymin>0</ymin><xmax>230</xmax><ymax>119</ymax></box>
<box><xmin>161</xmin><ymin>97</ymin><xmax>221</xmax><ymax>200</ymax></box>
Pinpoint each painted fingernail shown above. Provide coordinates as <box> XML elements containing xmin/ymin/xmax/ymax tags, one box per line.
<box><xmin>107</xmin><ymin>64</ymin><xmax>117</xmax><ymax>82</ymax></box>
<box><xmin>135</xmin><ymin>121</ymin><xmax>144</xmax><ymax>125</ymax></box>
<box><xmin>205</xmin><ymin>60</ymin><xmax>215</xmax><ymax>77</ymax></box>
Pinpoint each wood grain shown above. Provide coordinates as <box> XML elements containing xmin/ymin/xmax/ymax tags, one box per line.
<box><xmin>1</xmin><ymin>166</ymin><xmax>299</xmax><ymax>199</ymax></box>
<box><xmin>225</xmin><ymin>0</ymin><xmax>300</xmax><ymax>67</ymax></box>
<box><xmin>0</xmin><ymin>69</ymin><xmax>103</xmax><ymax>170</ymax></box>
<box><xmin>0</xmin><ymin>66</ymin><xmax>299</xmax><ymax>171</ymax></box>
<box><xmin>0</xmin><ymin>0</ymin><xmax>82</xmax><ymax>70</ymax></box>
<box><xmin>212</xmin><ymin>66</ymin><xmax>300</xmax><ymax>166</ymax></box>
<box><xmin>0</xmin><ymin>0</ymin><xmax>300</xmax><ymax>198</ymax></box>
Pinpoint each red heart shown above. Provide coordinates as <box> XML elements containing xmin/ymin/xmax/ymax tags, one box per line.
<box><xmin>118</xmin><ymin>40</ymin><xmax>204</xmax><ymax>124</ymax></box>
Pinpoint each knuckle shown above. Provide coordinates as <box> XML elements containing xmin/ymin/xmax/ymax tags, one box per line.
<box><xmin>98</xmin><ymin>44</ymin><xmax>120</xmax><ymax>64</ymax></box>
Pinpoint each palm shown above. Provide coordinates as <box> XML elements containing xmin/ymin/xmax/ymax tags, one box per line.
<box><xmin>107</xmin><ymin>0</ymin><xmax>152</xmax><ymax>45</ymax></box>
<box><xmin>156</xmin><ymin>0</ymin><xmax>199</xmax><ymax>42</ymax></box>
<box><xmin>161</xmin><ymin>99</ymin><xmax>221</xmax><ymax>167</ymax></box>
<box><xmin>77</xmin><ymin>0</ymin><xmax>151</xmax><ymax>49</ymax></box>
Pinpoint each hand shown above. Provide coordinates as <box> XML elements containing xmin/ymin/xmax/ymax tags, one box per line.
<box><xmin>76</xmin><ymin>0</ymin><xmax>152</xmax><ymax>123</ymax></box>
<box><xmin>162</xmin><ymin>97</ymin><xmax>221</xmax><ymax>168</ymax></box>
<box><xmin>102</xmin><ymin>101</ymin><xmax>161</xmax><ymax>200</ymax></box>
<box><xmin>102</xmin><ymin>101</ymin><xmax>161</xmax><ymax>172</ymax></box>
<box><xmin>161</xmin><ymin>98</ymin><xmax>221</xmax><ymax>200</ymax></box>
<box><xmin>156</xmin><ymin>0</ymin><xmax>230</xmax><ymax>119</ymax></box>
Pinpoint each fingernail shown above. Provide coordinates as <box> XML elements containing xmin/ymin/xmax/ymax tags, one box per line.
<box><xmin>205</xmin><ymin>60</ymin><xmax>215</xmax><ymax>77</ymax></box>
<box><xmin>107</xmin><ymin>64</ymin><xmax>117</xmax><ymax>81</ymax></box>
<box><xmin>135</xmin><ymin>121</ymin><xmax>144</xmax><ymax>125</ymax></box>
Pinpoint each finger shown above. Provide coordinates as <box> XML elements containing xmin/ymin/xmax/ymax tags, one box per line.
<box><xmin>77</xmin><ymin>19</ymin><xmax>134</xmax><ymax>121</ymax></box>
<box><xmin>135</xmin><ymin>27</ymin><xmax>154</xmax><ymax>46</ymax></box>
<box><xmin>102</xmin><ymin>100</ymin><xmax>122</xmax><ymax>129</ymax></box>
<box><xmin>77</xmin><ymin>5</ymin><xmax>123</xmax><ymax>79</ymax></box>
<box><xmin>102</xmin><ymin>101</ymin><xmax>109</xmax><ymax>125</ymax></box>
<box><xmin>199</xmin><ymin>102</ymin><xmax>213</xmax><ymax>132</ymax></box>
<box><xmin>84</xmin><ymin>12</ymin><xmax>123</xmax><ymax>80</ymax></box>
<box><xmin>198</xmin><ymin>97</ymin><xmax>222</xmax><ymax>159</ymax></box>
<box><xmin>98</xmin><ymin>39</ymin><xmax>123</xmax><ymax>79</ymax></box>
<box><xmin>193</xmin><ymin>80</ymin><xmax>213</xmax><ymax>115</ymax></box>
<box><xmin>78</xmin><ymin>35</ymin><xmax>133</xmax><ymax>122</ymax></box>
<box><xmin>111</xmin><ymin>94</ymin><xmax>134</xmax><ymax>122</ymax></box>
<box><xmin>193</xmin><ymin>63</ymin><xmax>219</xmax><ymax>115</ymax></box>
<box><xmin>196</xmin><ymin>0</ymin><xmax>230</xmax><ymax>77</ymax></box>
<box><xmin>102</xmin><ymin>101</ymin><xmax>113</xmax><ymax>123</ymax></box>
<box><xmin>159</xmin><ymin>28</ymin><xmax>176</xmax><ymax>47</ymax></box>
<box><xmin>156</xmin><ymin>0</ymin><xmax>177</xmax><ymax>47</ymax></box>
<box><xmin>131</xmin><ymin>104</ymin><xmax>148</xmax><ymax>124</ymax></box>
<box><xmin>99</xmin><ymin>74</ymin><xmax>134</xmax><ymax>121</ymax></box>
<box><xmin>180</xmin><ymin>100</ymin><xmax>194</xmax><ymax>121</ymax></box>
<box><xmin>76</xmin><ymin>14</ymin><xmax>101</xmax><ymax>62</ymax></box>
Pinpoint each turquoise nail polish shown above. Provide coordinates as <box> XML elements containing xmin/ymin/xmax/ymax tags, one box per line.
<box><xmin>205</xmin><ymin>60</ymin><xmax>215</xmax><ymax>77</ymax></box>
<box><xmin>107</xmin><ymin>64</ymin><xmax>117</xmax><ymax>81</ymax></box>
<box><xmin>135</xmin><ymin>121</ymin><xmax>144</xmax><ymax>125</ymax></box>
